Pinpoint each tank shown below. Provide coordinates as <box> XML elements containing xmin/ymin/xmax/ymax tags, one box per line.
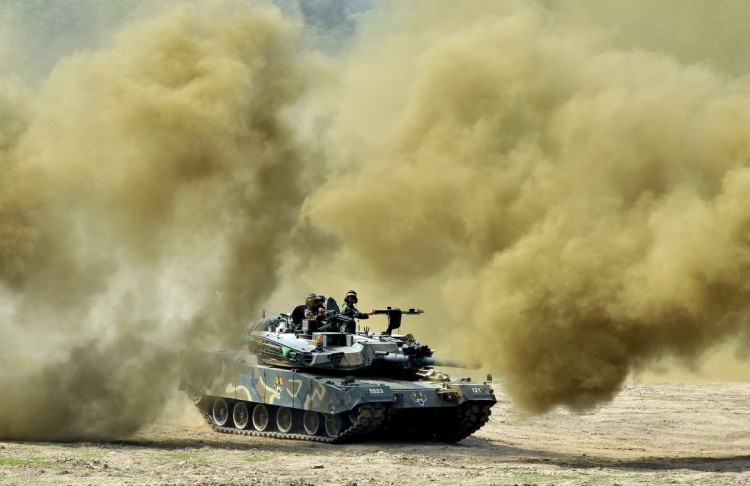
<box><xmin>179</xmin><ymin>298</ymin><xmax>496</xmax><ymax>443</ymax></box>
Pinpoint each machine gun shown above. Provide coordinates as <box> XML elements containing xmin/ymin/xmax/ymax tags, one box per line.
<box><xmin>372</xmin><ymin>307</ymin><xmax>424</xmax><ymax>335</ymax></box>
<box><xmin>316</xmin><ymin>309</ymin><xmax>355</xmax><ymax>333</ymax></box>
<box><xmin>290</xmin><ymin>297</ymin><xmax>356</xmax><ymax>336</ymax></box>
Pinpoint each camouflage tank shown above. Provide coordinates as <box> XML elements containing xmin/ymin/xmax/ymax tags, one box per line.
<box><xmin>180</xmin><ymin>299</ymin><xmax>496</xmax><ymax>443</ymax></box>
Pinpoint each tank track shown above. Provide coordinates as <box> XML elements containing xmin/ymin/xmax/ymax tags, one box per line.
<box><xmin>440</xmin><ymin>402</ymin><xmax>493</xmax><ymax>442</ymax></box>
<box><xmin>375</xmin><ymin>402</ymin><xmax>493</xmax><ymax>442</ymax></box>
<box><xmin>198</xmin><ymin>402</ymin><xmax>386</xmax><ymax>444</ymax></box>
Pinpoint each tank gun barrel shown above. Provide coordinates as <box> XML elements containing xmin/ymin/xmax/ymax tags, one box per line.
<box><xmin>376</xmin><ymin>352</ymin><xmax>476</xmax><ymax>369</ymax></box>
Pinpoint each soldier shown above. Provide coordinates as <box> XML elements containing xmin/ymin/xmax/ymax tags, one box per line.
<box><xmin>304</xmin><ymin>293</ymin><xmax>322</xmax><ymax>319</ymax></box>
<box><xmin>342</xmin><ymin>290</ymin><xmax>374</xmax><ymax>320</ymax></box>
<box><xmin>316</xmin><ymin>294</ymin><xmax>326</xmax><ymax>311</ymax></box>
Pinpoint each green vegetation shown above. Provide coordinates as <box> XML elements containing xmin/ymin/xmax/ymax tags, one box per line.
<box><xmin>586</xmin><ymin>475</ymin><xmax>616</xmax><ymax>483</ymax></box>
<box><xmin>511</xmin><ymin>473</ymin><xmax>582</xmax><ymax>485</ymax></box>
<box><xmin>0</xmin><ymin>455</ymin><xmax>57</xmax><ymax>467</ymax></box>
<box><xmin>79</xmin><ymin>451</ymin><xmax>105</xmax><ymax>459</ymax></box>
<box><xmin>245</xmin><ymin>454</ymin><xmax>273</xmax><ymax>463</ymax></box>
<box><xmin>0</xmin><ymin>456</ymin><xmax>27</xmax><ymax>466</ymax></box>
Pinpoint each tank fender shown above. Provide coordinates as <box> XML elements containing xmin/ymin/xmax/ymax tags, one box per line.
<box><xmin>346</xmin><ymin>384</ymin><xmax>394</xmax><ymax>410</ymax></box>
<box><xmin>446</xmin><ymin>383</ymin><xmax>496</xmax><ymax>404</ymax></box>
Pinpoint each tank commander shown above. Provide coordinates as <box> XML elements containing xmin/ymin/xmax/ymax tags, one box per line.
<box><xmin>342</xmin><ymin>290</ymin><xmax>374</xmax><ymax>320</ymax></box>
<box><xmin>304</xmin><ymin>293</ymin><xmax>324</xmax><ymax>319</ymax></box>
<box><xmin>302</xmin><ymin>293</ymin><xmax>326</xmax><ymax>333</ymax></box>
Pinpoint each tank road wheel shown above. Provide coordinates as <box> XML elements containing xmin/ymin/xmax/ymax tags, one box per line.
<box><xmin>303</xmin><ymin>411</ymin><xmax>321</xmax><ymax>436</ymax></box>
<box><xmin>212</xmin><ymin>399</ymin><xmax>232</xmax><ymax>427</ymax></box>
<box><xmin>252</xmin><ymin>404</ymin><xmax>272</xmax><ymax>432</ymax></box>
<box><xmin>324</xmin><ymin>413</ymin><xmax>342</xmax><ymax>438</ymax></box>
<box><xmin>232</xmin><ymin>402</ymin><xmax>250</xmax><ymax>430</ymax></box>
<box><xmin>347</xmin><ymin>407</ymin><xmax>361</xmax><ymax>425</ymax></box>
<box><xmin>186</xmin><ymin>387</ymin><xmax>209</xmax><ymax>411</ymax></box>
<box><xmin>276</xmin><ymin>407</ymin><xmax>294</xmax><ymax>433</ymax></box>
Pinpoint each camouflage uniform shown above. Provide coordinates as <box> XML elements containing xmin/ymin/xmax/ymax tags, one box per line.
<box><xmin>303</xmin><ymin>293</ymin><xmax>324</xmax><ymax>328</ymax></box>
<box><xmin>342</xmin><ymin>301</ymin><xmax>369</xmax><ymax>320</ymax></box>
<box><xmin>303</xmin><ymin>301</ymin><xmax>326</xmax><ymax>333</ymax></box>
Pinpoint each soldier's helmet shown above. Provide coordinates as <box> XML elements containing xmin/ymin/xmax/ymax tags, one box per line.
<box><xmin>316</xmin><ymin>294</ymin><xmax>326</xmax><ymax>305</ymax></box>
<box><xmin>344</xmin><ymin>290</ymin><xmax>358</xmax><ymax>304</ymax></box>
<box><xmin>306</xmin><ymin>293</ymin><xmax>317</xmax><ymax>309</ymax></box>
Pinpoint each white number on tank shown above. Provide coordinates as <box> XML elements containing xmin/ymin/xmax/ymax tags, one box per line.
<box><xmin>369</xmin><ymin>388</ymin><xmax>384</xmax><ymax>394</ymax></box>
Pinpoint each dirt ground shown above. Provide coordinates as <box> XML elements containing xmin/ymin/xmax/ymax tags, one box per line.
<box><xmin>1</xmin><ymin>382</ymin><xmax>748</xmax><ymax>485</ymax></box>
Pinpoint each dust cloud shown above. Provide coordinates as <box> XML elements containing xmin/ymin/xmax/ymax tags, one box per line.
<box><xmin>0</xmin><ymin>2</ymin><xmax>310</xmax><ymax>439</ymax></box>
<box><xmin>303</xmin><ymin>1</ymin><xmax>750</xmax><ymax>412</ymax></box>
<box><xmin>3</xmin><ymin>0</ymin><xmax>750</xmax><ymax>441</ymax></box>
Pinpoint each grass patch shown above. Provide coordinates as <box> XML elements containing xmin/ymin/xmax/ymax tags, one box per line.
<box><xmin>166</xmin><ymin>452</ymin><xmax>194</xmax><ymax>460</ymax></box>
<box><xmin>0</xmin><ymin>456</ymin><xmax>27</xmax><ymax>466</ymax></box>
<box><xmin>583</xmin><ymin>475</ymin><xmax>615</xmax><ymax>484</ymax></box>
<box><xmin>245</xmin><ymin>455</ymin><xmax>272</xmax><ymax>463</ymax></box>
<box><xmin>0</xmin><ymin>455</ymin><xmax>57</xmax><ymax>467</ymax></box>
<box><xmin>512</xmin><ymin>473</ymin><xmax>581</xmax><ymax>484</ymax></box>
<box><xmin>79</xmin><ymin>451</ymin><xmax>105</xmax><ymax>459</ymax></box>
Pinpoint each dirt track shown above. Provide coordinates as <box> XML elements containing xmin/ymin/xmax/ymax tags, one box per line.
<box><xmin>1</xmin><ymin>382</ymin><xmax>748</xmax><ymax>485</ymax></box>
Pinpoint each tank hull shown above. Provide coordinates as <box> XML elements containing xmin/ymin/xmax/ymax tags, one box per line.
<box><xmin>180</xmin><ymin>347</ymin><xmax>495</xmax><ymax>442</ymax></box>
